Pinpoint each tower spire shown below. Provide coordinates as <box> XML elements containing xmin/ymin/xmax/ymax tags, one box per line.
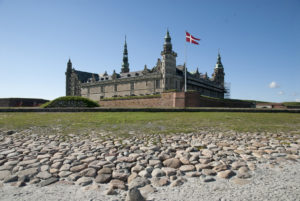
<box><xmin>216</xmin><ymin>50</ymin><xmax>223</xmax><ymax>68</ymax></box>
<box><xmin>163</xmin><ymin>29</ymin><xmax>172</xmax><ymax>53</ymax></box>
<box><xmin>121</xmin><ymin>35</ymin><xmax>129</xmax><ymax>73</ymax></box>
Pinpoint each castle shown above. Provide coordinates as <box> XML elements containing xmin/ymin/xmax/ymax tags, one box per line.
<box><xmin>66</xmin><ymin>30</ymin><xmax>225</xmax><ymax>101</ymax></box>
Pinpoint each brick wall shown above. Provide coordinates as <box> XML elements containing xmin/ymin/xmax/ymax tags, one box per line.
<box><xmin>99</xmin><ymin>92</ymin><xmax>254</xmax><ymax>108</ymax></box>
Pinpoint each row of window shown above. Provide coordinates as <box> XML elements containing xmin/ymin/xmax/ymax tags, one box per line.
<box><xmin>99</xmin><ymin>80</ymin><xmax>161</xmax><ymax>93</ymax></box>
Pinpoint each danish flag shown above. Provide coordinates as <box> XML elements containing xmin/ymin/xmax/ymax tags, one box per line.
<box><xmin>186</xmin><ymin>32</ymin><xmax>200</xmax><ymax>45</ymax></box>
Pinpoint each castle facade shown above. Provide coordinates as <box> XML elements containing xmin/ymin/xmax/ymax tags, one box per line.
<box><xmin>66</xmin><ymin>31</ymin><xmax>225</xmax><ymax>100</ymax></box>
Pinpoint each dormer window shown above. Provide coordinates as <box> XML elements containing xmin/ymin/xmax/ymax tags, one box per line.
<box><xmin>101</xmin><ymin>78</ymin><xmax>104</xmax><ymax>81</ymax></box>
<box><xmin>105</xmin><ymin>77</ymin><xmax>109</xmax><ymax>80</ymax></box>
<box><xmin>127</xmin><ymin>74</ymin><xmax>131</xmax><ymax>77</ymax></box>
<box><xmin>135</xmin><ymin>73</ymin><xmax>139</xmax><ymax>76</ymax></box>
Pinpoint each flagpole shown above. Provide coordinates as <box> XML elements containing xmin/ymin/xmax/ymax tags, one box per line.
<box><xmin>184</xmin><ymin>31</ymin><xmax>187</xmax><ymax>92</ymax></box>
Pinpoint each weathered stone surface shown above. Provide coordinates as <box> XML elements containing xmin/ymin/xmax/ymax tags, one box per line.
<box><xmin>201</xmin><ymin>176</ymin><xmax>216</xmax><ymax>182</ymax></box>
<box><xmin>98</xmin><ymin>167</ymin><xmax>112</xmax><ymax>175</ymax></box>
<box><xmin>70</xmin><ymin>164</ymin><xmax>87</xmax><ymax>172</ymax></box>
<box><xmin>79</xmin><ymin>168</ymin><xmax>96</xmax><ymax>177</ymax></box>
<box><xmin>162</xmin><ymin>167</ymin><xmax>176</xmax><ymax>176</ymax></box>
<box><xmin>112</xmin><ymin>169</ymin><xmax>130</xmax><ymax>181</ymax></box>
<box><xmin>40</xmin><ymin>177</ymin><xmax>58</xmax><ymax>187</ymax></box>
<box><xmin>231</xmin><ymin>161</ymin><xmax>247</xmax><ymax>170</ymax></box>
<box><xmin>213</xmin><ymin>164</ymin><xmax>228</xmax><ymax>172</ymax></box>
<box><xmin>138</xmin><ymin>170</ymin><xmax>151</xmax><ymax>178</ymax></box>
<box><xmin>109</xmin><ymin>179</ymin><xmax>126</xmax><ymax>190</ymax></box>
<box><xmin>125</xmin><ymin>187</ymin><xmax>146</xmax><ymax>201</ymax></box>
<box><xmin>59</xmin><ymin>171</ymin><xmax>72</xmax><ymax>178</ymax></box>
<box><xmin>81</xmin><ymin>156</ymin><xmax>96</xmax><ymax>163</ymax></box>
<box><xmin>163</xmin><ymin>158</ymin><xmax>182</xmax><ymax>168</ymax></box>
<box><xmin>185</xmin><ymin>171</ymin><xmax>201</xmax><ymax>177</ymax></box>
<box><xmin>202</xmin><ymin>169</ymin><xmax>216</xmax><ymax>176</ymax></box>
<box><xmin>127</xmin><ymin>172</ymin><xmax>138</xmax><ymax>184</ymax></box>
<box><xmin>95</xmin><ymin>174</ymin><xmax>112</xmax><ymax>183</ymax></box>
<box><xmin>36</xmin><ymin>171</ymin><xmax>52</xmax><ymax>180</ymax></box>
<box><xmin>151</xmin><ymin>168</ymin><xmax>166</xmax><ymax>177</ymax></box>
<box><xmin>18</xmin><ymin>159</ymin><xmax>37</xmax><ymax>166</ymax></box>
<box><xmin>76</xmin><ymin>177</ymin><xmax>93</xmax><ymax>186</ymax></box>
<box><xmin>4</xmin><ymin>175</ymin><xmax>18</xmax><ymax>183</ymax></box>
<box><xmin>128</xmin><ymin>177</ymin><xmax>150</xmax><ymax>189</ymax></box>
<box><xmin>217</xmin><ymin>170</ymin><xmax>235</xmax><ymax>179</ymax></box>
<box><xmin>60</xmin><ymin>164</ymin><xmax>71</xmax><ymax>171</ymax></box>
<box><xmin>202</xmin><ymin>149</ymin><xmax>213</xmax><ymax>157</ymax></box>
<box><xmin>68</xmin><ymin>173</ymin><xmax>80</xmax><ymax>181</ymax></box>
<box><xmin>17</xmin><ymin>168</ymin><xmax>38</xmax><ymax>178</ymax></box>
<box><xmin>139</xmin><ymin>184</ymin><xmax>155</xmax><ymax>197</ymax></box>
<box><xmin>179</xmin><ymin>165</ymin><xmax>195</xmax><ymax>172</ymax></box>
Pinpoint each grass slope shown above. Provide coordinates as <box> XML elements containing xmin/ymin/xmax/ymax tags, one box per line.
<box><xmin>0</xmin><ymin>112</ymin><xmax>300</xmax><ymax>136</ymax></box>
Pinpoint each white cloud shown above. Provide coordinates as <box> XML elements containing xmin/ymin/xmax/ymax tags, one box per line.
<box><xmin>269</xmin><ymin>81</ymin><xmax>280</xmax><ymax>88</ymax></box>
<box><xmin>292</xmin><ymin>92</ymin><xmax>299</xmax><ymax>96</ymax></box>
<box><xmin>278</xmin><ymin>91</ymin><xmax>284</xmax><ymax>95</ymax></box>
<box><xmin>296</xmin><ymin>99</ymin><xmax>300</xmax><ymax>102</ymax></box>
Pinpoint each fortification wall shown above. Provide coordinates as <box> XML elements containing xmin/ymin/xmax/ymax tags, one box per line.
<box><xmin>185</xmin><ymin>92</ymin><xmax>254</xmax><ymax>108</ymax></box>
<box><xmin>0</xmin><ymin>98</ymin><xmax>49</xmax><ymax>107</ymax></box>
<box><xmin>99</xmin><ymin>92</ymin><xmax>254</xmax><ymax>108</ymax></box>
<box><xmin>99</xmin><ymin>93</ymin><xmax>174</xmax><ymax>108</ymax></box>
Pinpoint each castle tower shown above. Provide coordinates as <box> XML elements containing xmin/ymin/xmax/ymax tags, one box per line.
<box><xmin>65</xmin><ymin>59</ymin><xmax>73</xmax><ymax>96</ymax></box>
<box><xmin>121</xmin><ymin>36</ymin><xmax>130</xmax><ymax>73</ymax></box>
<box><xmin>212</xmin><ymin>51</ymin><xmax>225</xmax><ymax>87</ymax></box>
<box><xmin>160</xmin><ymin>30</ymin><xmax>177</xmax><ymax>90</ymax></box>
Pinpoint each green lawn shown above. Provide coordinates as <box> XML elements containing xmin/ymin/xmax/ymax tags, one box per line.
<box><xmin>0</xmin><ymin>112</ymin><xmax>300</xmax><ymax>136</ymax></box>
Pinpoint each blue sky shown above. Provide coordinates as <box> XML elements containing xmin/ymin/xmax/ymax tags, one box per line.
<box><xmin>0</xmin><ymin>0</ymin><xmax>299</xmax><ymax>102</ymax></box>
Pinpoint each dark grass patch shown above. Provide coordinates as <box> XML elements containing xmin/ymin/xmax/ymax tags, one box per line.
<box><xmin>41</xmin><ymin>96</ymin><xmax>99</xmax><ymax>108</ymax></box>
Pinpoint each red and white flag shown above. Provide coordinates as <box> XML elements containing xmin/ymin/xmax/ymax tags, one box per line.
<box><xmin>186</xmin><ymin>32</ymin><xmax>200</xmax><ymax>45</ymax></box>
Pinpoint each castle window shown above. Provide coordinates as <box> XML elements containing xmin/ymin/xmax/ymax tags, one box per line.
<box><xmin>127</xmin><ymin>74</ymin><xmax>131</xmax><ymax>77</ymax></box>
<box><xmin>130</xmin><ymin>82</ymin><xmax>134</xmax><ymax>90</ymax></box>
<box><xmin>101</xmin><ymin>78</ymin><xmax>104</xmax><ymax>81</ymax></box>
<box><xmin>101</xmin><ymin>86</ymin><xmax>104</xmax><ymax>93</ymax></box>
<box><xmin>156</xmin><ymin>80</ymin><xmax>160</xmax><ymax>89</ymax></box>
<box><xmin>105</xmin><ymin>77</ymin><xmax>108</xmax><ymax>80</ymax></box>
<box><xmin>135</xmin><ymin>73</ymin><xmax>139</xmax><ymax>76</ymax></box>
<box><xmin>114</xmin><ymin>84</ymin><xmax>117</xmax><ymax>92</ymax></box>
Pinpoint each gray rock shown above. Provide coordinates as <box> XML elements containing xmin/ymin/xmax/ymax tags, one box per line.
<box><xmin>76</xmin><ymin>177</ymin><xmax>93</xmax><ymax>186</ymax></box>
<box><xmin>4</xmin><ymin>175</ymin><xmax>18</xmax><ymax>183</ymax></box>
<box><xmin>217</xmin><ymin>170</ymin><xmax>235</xmax><ymax>179</ymax></box>
<box><xmin>163</xmin><ymin>158</ymin><xmax>182</xmax><ymax>168</ymax></box>
<box><xmin>151</xmin><ymin>168</ymin><xmax>166</xmax><ymax>177</ymax></box>
<box><xmin>18</xmin><ymin>159</ymin><xmax>38</xmax><ymax>166</ymax></box>
<box><xmin>70</xmin><ymin>164</ymin><xmax>87</xmax><ymax>172</ymax></box>
<box><xmin>58</xmin><ymin>171</ymin><xmax>72</xmax><ymax>178</ymax></box>
<box><xmin>138</xmin><ymin>170</ymin><xmax>151</xmax><ymax>178</ymax></box>
<box><xmin>179</xmin><ymin>165</ymin><xmax>195</xmax><ymax>172</ymax></box>
<box><xmin>17</xmin><ymin>168</ymin><xmax>38</xmax><ymax>178</ymax></box>
<box><xmin>59</xmin><ymin>164</ymin><xmax>70</xmax><ymax>171</ymax></box>
<box><xmin>95</xmin><ymin>174</ymin><xmax>112</xmax><ymax>183</ymax></box>
<box><xmin>128</xmin><ymin>177</ymin><xmax>150</xmax><ymax>189</ymax></box>
<box><xmin>162</xmin><ymin>167</ymin><xmax>177</xmax><ymax>176</ymax></box>
<box><xmin>79</xmin><ymin>168</ymin><xmax>96</xmax><ymax>177</ymax></box>
<box><xmin>40</xmin><ymin>177</ymin><xmax>58</xmax><ymax>187</ymax></box>
<box><xmin>109</xmin><ymin>179</ymin><xmax>126</xmax><ymax>190</ymax></box>
<box><xmin>125</xmin><ymin>187</ymin><xmax>146</xmax><ymax>201</ymax></box>
<box><xmin>36</xmin><ymin>171</ymin><xmax>52</xmax><ymax>180</ymax></box>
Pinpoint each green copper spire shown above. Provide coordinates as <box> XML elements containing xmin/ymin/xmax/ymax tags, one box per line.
<box><xmin>215</xmin><ymin>49</ymin><xmax>223</xmax><ymax>68</ymax></box>
<box><xmin>121</xmin><ymin>35</ymin><xmax>129</xmax><ymax>73</ymax></box>
<box><xmin>163</xmin><ymin>29</ymin><xmax>172</xmax><ymax>53</ymax></box>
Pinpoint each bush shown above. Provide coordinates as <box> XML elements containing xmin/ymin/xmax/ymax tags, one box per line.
<box><xmin>41</xmin><ymin>96</ymin><xmax>99</xmax><ymax>108</ymax></box>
